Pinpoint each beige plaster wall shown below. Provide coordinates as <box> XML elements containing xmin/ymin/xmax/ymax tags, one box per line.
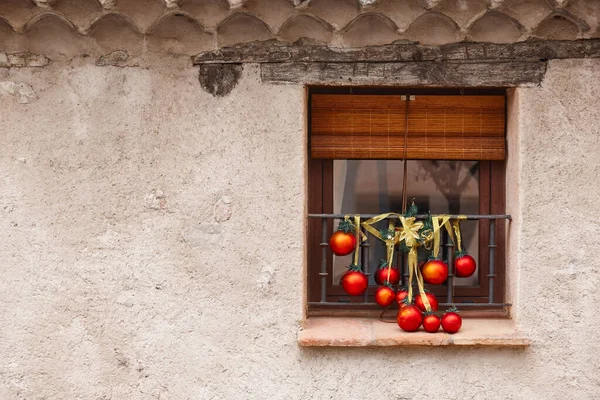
<box><xmin>0</xmin><ymin>58</ymin><xmax>599</xmax><ymax>399</ymax></box>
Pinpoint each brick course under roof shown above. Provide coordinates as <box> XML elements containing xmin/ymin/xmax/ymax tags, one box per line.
<box><xmin>0</xmin><ymin>0</ymin><xmax>599</xmax><ymax>58</ymax></box>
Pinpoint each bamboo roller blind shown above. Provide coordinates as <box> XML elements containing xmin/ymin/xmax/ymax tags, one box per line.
<box><xmin>310</xmin><ymin>94</ymin><xmax>506</xmax><ymax>160</ymax></box>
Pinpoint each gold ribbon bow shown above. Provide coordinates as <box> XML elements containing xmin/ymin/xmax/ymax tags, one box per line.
<box><xmin>361</xmin><ymin>213</ymin><xmax>399</xmax><ymax>285</ymax></box>
<box><xmin>397</xmin><ymin>216</ymin><xmax>432</xmax><ymax>311</ymax></box>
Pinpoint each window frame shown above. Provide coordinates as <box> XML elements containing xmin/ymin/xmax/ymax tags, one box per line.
<box><xmin>306</xmin><ymin>87</ymin><xmax>507</xmax><ymax>317</ymax></box>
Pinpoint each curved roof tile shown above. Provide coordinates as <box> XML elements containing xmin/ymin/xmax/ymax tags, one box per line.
<box><xmin>278</xmin><ymin>13</ymin><xmax>333</xmax><ymax>43</ymax></box>
<box><xmin>342</xmin><ymin>12</ymin><xmax>399</xmax><ymax>47</ymax></box>
<box><xmin>308</xmin><ymin>0</ymin><xmax>360</xmax><ymax>30</ymax></box>
<box><xmin>148</xmin><ymin>12</ymin><xmax>213</xmax><ymax>54</ymax></box>
<box><xmin>468</xmin><ymin>10</ymin><xmax>524</xmax><ymax>42</ymax></box>
<box><xmin>88</xmin><ymin>13</ymin><xmax>144</xmax><ymax>52</ymax></box>
<box><xmin>179</xmin><ymin>0</ymin><xmax>230</xmax><ymax>29</ymax></box>
<box><xmin>217</xmin><ymin>12</ymin><xmax>274</xmax><ymax>46</ymax></box>
<box><xmin>1</xmin><ymin>0</ymin><xmax>600</xmax><ymax>56</ymax></box>
<box><xmin>434</xmin><ymin>0</ymin><xmax>487</xmax><ymax>28</ymax></box>
<box><xmin>533</xmin><ymin>11</ymin><xmax>587</xmax><ymax>39</ymax></box>
<box><xmin>403</xmin><ymin>11</ymin><xmax>462</xmax><ymax>45</ymax></box>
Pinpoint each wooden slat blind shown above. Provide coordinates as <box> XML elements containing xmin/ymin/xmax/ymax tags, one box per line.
<box><xmin>310</xmin><ymin>94</ymin><xmax>506</xmax><ymax>160</ymax></box>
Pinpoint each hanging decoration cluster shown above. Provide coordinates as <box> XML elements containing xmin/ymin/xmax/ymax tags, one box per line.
<box><xmin>335</xmin><ymin>202</ymin><xmax>475</xmax><ymax>334</ymax></box>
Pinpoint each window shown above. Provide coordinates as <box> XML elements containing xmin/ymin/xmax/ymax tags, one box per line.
<box><xmin>307</xmin><ymin>88</ymin><xmax>507</xmax><ymax>317</ymax></box>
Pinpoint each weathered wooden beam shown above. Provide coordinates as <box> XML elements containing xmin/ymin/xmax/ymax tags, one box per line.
<box><xmin>193</xmin><ymin>39</ymin><xmax>600</xmax><ymax>64</ymax></box>
<box><xmin>259</xmin><ymin>61</ymin><xmax>546</xmax><ymax>87</ymax></box>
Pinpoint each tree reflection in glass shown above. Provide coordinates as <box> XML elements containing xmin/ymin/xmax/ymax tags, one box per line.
<box><xmin>333</xmin><ymin>160</ymin><xmax>479</xmax><ymax>287</ymax></box>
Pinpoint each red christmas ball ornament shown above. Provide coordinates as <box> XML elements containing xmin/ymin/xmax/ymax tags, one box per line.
<box><xmin>374</xmin><ymin>263</ymin><xmax>400</xmax><ymax>286</ymax></box>
<box><xmin>329</xmin><ymin>231</ymin><xmax>356</xmax><ymax>256</ymax></box>
<box><xmin>340</xmin><ymin>268</ymin><xmax>368</xmax><ymax>296</ymax></box>
<box><xmin>455</xmin><ymin>253</ymin><xmax>477</xmax><ymax>278</ymax></box>
<box><xmin>421</xmin><ymin>259</ymin><xmax>449</xmax><ymax>285</ymax></box>
<box><xmin>441</xmin><ymin>308</ymin><xmax>462</xmax><ymax>334</ymax></box>
<box><xmin>397</xmin><ymin>305</ymin><xmax>423</xmax><ymax>332</ymax></box>
<box><xmin>396</xmin><ymin>289</ymin><xmax>409</xmax><ymax>308</ymax></box>
<box><xmin>375</xmin><ymin>286</ymin><xmax>395</xmax><ymax>307</ymax></box>
<box><xmin>422</xmin><ymin>313</ymin><xmax>441</xmax><ymax>333</ymax></box>
<box><xmin>415</xmin><ymin>292</ymin><xmax>439</xmax><ymax>312</ymax></box>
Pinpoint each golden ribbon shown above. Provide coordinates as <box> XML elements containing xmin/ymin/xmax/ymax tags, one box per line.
<box><xmin>361</xmin><ymin>213</ymin><xmax>398</xmax><ymax>284</ymax></box>
<box><xmin>397</xmin><ymin>216</ymin><xmax>431</xmax><ymax>312</ymax></box>
<box><xmin>451</xmin><ymin>216</ymin><xmax>467</xmax><ymax>253</ymax></box>
<box><xmin>353</xmin><ymin>215</ymin><xmax>361</xmax><ymax>266</ymax></box>
<box><xmin>355</xmin><ymin>212</ymin><xmax>470</xmax><ymax>313</ymax></box>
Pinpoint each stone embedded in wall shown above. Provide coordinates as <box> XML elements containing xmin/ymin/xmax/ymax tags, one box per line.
<box><xmin>145</xmin><ymin>189</ymin><xmax>167</xmax><ymax>210</ymax></box>
<box><xmin>198</xmin><ymin>63</ymin><xmax>242</xmax><ymax>97</ymax></box>
<box><xmin>0</xmin><ymin>52</ymin><xmax>50</xmax><ymax>67</ymax></box>
<box><xmin>0</xmin><ymin>81</ymin><xmax>36</xmax><ymax>103</ymax></box>
<box><xmin>214</xmin><ymin>196</ymin><xmax>233</xmax><ymax>223</ymax></box>
<box><xmin>95</xmin><ymin>50</ymin><xmax>128</xmax><ymax>66</ymax></box>
<box><xmin>256</xmin><ymin>264</ymin><xmax>276</xmax><ymax>294</ymax></box>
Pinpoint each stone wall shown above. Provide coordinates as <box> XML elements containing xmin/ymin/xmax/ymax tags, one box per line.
<box><xmin>2</xmin><ymin>1</ymin><xmax>600</xmax><ymax>399</ymax></box>
<box><xmin>1</xmin><ymin>53</ymin><xmax>600</xmax><ymax>398</ymax></box>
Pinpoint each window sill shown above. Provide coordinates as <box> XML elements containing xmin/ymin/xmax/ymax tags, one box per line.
<box><xmin>298</xmin><ymin>317</ymin><xmax>530</xmax><ymax>347</ymax></box>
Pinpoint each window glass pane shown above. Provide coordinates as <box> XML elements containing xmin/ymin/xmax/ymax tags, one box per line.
<box><xmin>332</xmin><ymin>160</ymin><xmax>479</xmax><ymax>287</ymax></box>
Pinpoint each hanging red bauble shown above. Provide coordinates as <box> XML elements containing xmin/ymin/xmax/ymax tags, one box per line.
<box><xmin>329</xmin><ymin>231</ymin><xmax>356</xmax><ymax>256</ymax></box>
<box><xmin>374</xmin><ymin>264</ymin><xmax>400</xmax><ymax>286</ymax></box>
<box><xmin>415</xmin><ymin>292</ymin><xmax>439</xmax><ymax>312</ymax></box>
<box><xmin>340</xmin><ymin>268</ymin><xmax>368</xmax><ymax>296</ymax></box>
<box><xmin>396</xmin><ymin>288</ymin><xmax>409</xmax><ymax>307</ymax></box>
<box><xmin>421</xmin><ymin>259</ymin><xmax>448</xmax><ymax>285</ymax></box>
<box><xmin>374</xmin><ymin>286</ymin><xmax>395</xmax><ymax>307</ymax></box>
<box><xmin>329</xmin><ymin>220</ymin><xmax>357</xmax><ymax>256</ymax></box>
<box><xmin>397</xmin><ymin>305</ymin><xmax>423</xmax><ymax>332</ymax></box>
<box><xmin>455</xmin><ymin>254</ymin><xmax>477</xmax><ymax>278</ymax></box>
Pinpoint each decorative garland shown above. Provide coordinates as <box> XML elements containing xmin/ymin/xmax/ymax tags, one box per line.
<box><xmin>336</xmin><ymin>202</ymin><xmax>474</xmax><ymax>334</ymax></box>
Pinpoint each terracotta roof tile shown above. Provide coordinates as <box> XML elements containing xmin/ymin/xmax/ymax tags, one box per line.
<box><xmin>0</xmin><ymin>0</ymin><xmax>599</xmax><ymax>56</ymax></box>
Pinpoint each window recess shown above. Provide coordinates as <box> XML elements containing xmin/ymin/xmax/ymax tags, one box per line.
<box><xmin>307</xmin><ymin>89</ymin><xmax>508</xmax><ymax>318</ymax></box>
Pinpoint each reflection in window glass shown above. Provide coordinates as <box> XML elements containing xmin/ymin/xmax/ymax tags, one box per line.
<box><xmin>332</xmin><ymin>160</ymin><xmax>479</xmax><ymax>287</ymax></box>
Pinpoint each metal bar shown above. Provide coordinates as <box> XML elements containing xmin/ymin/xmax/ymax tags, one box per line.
<box><xmin>397</xmin><ymin>248</ymin><xmax>404</xmax><ymax>287</ymax></box>
<box><xmin>402</xmin><ymin>253</ymin><xmax>409</xmax><ymax>288</ymax></box>
<box><xmin>445</xmin><ymin>231</ymin><xmax>455</xmax><ymax>304</ymax></box>
<box><xmin>362</xmin><ymin>227</ymin><xmax>370</xmax><ymax>303</ymax></box>
<box><xmin>308</xmin><ymin>213</ymin><xmax>511</xmax><ymax>220</ymax></box>
<box><xmin>320</xmin><ymin>218</ymin><xmax>328</xmax><ymax>303</ymax></box>
<box><xmin>308</xmin><ymin>302</ymin><xmax>512</xmax><ymax>307</ymax></box>
<box><xmin>488</xmin><ymin>219</ymin><xmax>496</xmax><ymax>303</ymax></box>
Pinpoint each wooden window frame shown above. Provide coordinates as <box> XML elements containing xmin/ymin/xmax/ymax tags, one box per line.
<box><xmin>306</xmin><ymin>87</ymin><xmax>507</xmax><ymax>317</ymax></box>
